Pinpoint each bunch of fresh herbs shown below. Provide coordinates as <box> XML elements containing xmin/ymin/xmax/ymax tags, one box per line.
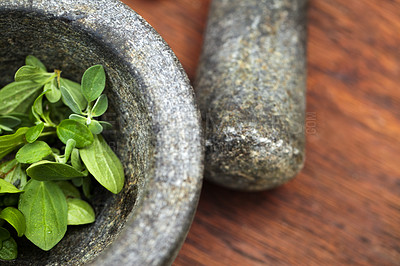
<box><xmin>0</xmin><ymin>56</ymin><xmax>124</xmax><ymax>260</ymax></box>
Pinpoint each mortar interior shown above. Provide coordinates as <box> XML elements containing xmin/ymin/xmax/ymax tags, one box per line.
<box><xmin>0</xmin><ymin>9</ymin><xmax>153</xmax><ymax>265</ymax></box>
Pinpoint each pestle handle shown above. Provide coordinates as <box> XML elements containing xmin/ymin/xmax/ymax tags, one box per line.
<box><xmin>195</xmin><ymin>0</ymin><xmax>308</xmax><ymax>191</ymax></box>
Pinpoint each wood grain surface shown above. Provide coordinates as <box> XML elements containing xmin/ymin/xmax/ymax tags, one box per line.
<box><xmin>123</xmin><ymin>0</ymin><xmax>400</xmax><ymax>265</ymax></box>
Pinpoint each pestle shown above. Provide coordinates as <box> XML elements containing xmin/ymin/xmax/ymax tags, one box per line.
<box><xmin>195</xmin><ymin>0</ymin><xmax>308</xmax><ymax>191</ymax></box>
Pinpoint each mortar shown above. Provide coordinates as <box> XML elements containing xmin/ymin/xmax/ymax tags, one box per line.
<box><xmin>0</xmin><ymin>0</ymin><xmax>203</xmax><ymax>265</ymax></box>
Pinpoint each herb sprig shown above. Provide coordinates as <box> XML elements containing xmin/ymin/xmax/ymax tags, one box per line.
<box><xmin>0</xmin><ymin>56</ymin><xmax>125</xmax><ymax>260</ymax></box>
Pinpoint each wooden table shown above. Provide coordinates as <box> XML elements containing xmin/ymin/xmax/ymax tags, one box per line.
<box><xmin>123</xmin><ymin>0</ymin><xmax>400</xmax><ymax>264</ymax></box>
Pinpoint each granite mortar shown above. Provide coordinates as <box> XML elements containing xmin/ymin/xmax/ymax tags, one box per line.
<box><xmin>0</xmin><ymin>0</ymin><xmax>203</xmax><ymax>265</ymax></box>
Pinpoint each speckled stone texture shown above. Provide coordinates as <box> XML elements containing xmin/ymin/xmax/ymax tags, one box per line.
<box><xmin>195</xmin><ymin>0</ymin><xmax>307</xmax><ymax>191</ymax></box>
<box><xmin>0</xmin><ymin>0</ymin><xmax>203</xmax><ymax>265</ymax></box>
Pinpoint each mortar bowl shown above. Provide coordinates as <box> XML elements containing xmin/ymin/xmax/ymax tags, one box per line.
<box><xmin>0</xmin><ymin>0</ymin><xmax>203</xmax><ymax>265</ymax></box>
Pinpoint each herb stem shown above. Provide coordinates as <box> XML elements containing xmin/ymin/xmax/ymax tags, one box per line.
<box><xmin>42</xmin><ymin>73</ymin><xmax>57</xmax><ymax>85</ymax></box>
<box><xmin>39</xmin><ymin>131</ymin><xmax>56</xmax><ymax>138</ymax></box>
<box><xmin>55</xmin><ymin>69</ymin><xmax>62</xmax><ymax>88</ymax></box>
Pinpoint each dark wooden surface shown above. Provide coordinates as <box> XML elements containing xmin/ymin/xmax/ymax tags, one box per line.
<box><xmin>123</xmin><ymin>0</ymin><xmax>400</xmax><ymax>264</ymax></box>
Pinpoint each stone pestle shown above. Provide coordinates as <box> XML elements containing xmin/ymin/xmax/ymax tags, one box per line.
<box><xmin>195</xmin><ymin>0</ymin><xmax>308</xmax><ymax>191</ymax></box>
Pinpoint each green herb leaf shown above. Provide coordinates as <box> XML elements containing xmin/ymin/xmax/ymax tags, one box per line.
<box><xmin>44</xmin><ymin>78</ymin><xmax>61</xmax><ymax>103</ymax></box>
<box><xmin>60</xmin><ymin>78</ymin><xmax>87</xmax><ymax>112</ymax></box>
<box><xmin>64</xmin><ymin>139</ymin><xmax>76</xmax><ymax>163</ymax></box>
<box><xmin>71</xmin><ymin>148</ymin><xmax>84</xmax><ymax>171</ymax></box>
<box><xmin>18</xmin><ymin>180</ymin><xmax>67</xmax><ymax>251</ymax></box>
<box><xmin>56</xmin><ymin>181</ymin><xmax>81</xmax><ymax>199</ymax></box>
<box><xmin>80</xmin><ymin>134</ymin><xmax>124</xmax><ymax>194</ymax></box>
<box><xmin>7</xmin><ymin>113</ymin><xmax>33</xmax><ymax>128</ymax></box>
<box><xmin>82</xmin><ymin>177</ymin><xmax>93</xmax><ymax>199</ymax></box>
<box><xmin>33</xmin><ymin>91</ymin><xmax>47</xmax><ymax>118</ymax></box>
<box><xmin>88</xmin><ymin>120</ymin><xmax>103</xmax><ymax>135</ymax></box>
<box><xmin>0</xmin><ymin>179</ymin><xmax>23</xmax><ymax>194</ymax></box>
<box><xmin>0</xmin><ymin>160</ymin><xmax>18</xmax><ymax>177</ymax></box>
<box><xmin>25</xmin><ymin>55</ymin><xmax>47</xmax><ymax>71</ymax></box>
<box><xmin>26</xmin><ymin>160</ymin><xmax>87</xmax><ymax>181</ymax></box>
<box><xmin>16</xmin><ymin>141</ymin><xmax>53</xmax><ymax>164</ymax></box>
<box><xmin>57</xmin><ymin>119</ymin><xmax>93</xmax><ymax>148</ymax></box>
<box><xmin>71</xmin><ymin>177</ymin><xmax>83</xmax><ymax>187</ymax></box>
<box><xmin>0</xmin><ymin>207</ymin><xmax>26</xmax><ymax>237</ymax></box>
<box><xmin>0</xmin><ymin>227</ymin><xmax>10</xmax><ymax>244</ymax></box>
<box><xmin>91</xmin><ymin>94</ymin><xmax>108</xmax><ymax>117</ymax></box>
<box><xmin>69</xmin><ymin>114</ymin><xmax>87</xmax><ymax>125</ymax></box>
<box><xmin>25</xmin><ymin>122</ymin><xmax>45</xmax><ymax>143</ymax></box>
<box><xmin>60</xmin><ymin>86</ymin><xmax>83</xmax><ymax>114</ymax></box>
<box><xmin>67</xmin><ymin>198</ymin><xmax>95</xmax><ymax>225</ymax></box>
<box><xmin>14</xmin><ymin>66</ymin><xmax>53</xmax><ymax>84</ymax></box>
<box><xmin>81</xmin><ymin>65</ymin><xmax>106</xmax><ymax>102</ymax></box>
<box><xmin>0</xmin><ymin>81</ymin><xmax>42</xmax><ymax>114</ymax></box>
<box><xmin>3</xmin><ymin>163</ymin><xmax>27</xmax><ymax>190</ymax></box>
<box><xmin>99</xmin><ymin>121</ymin><xmax>113</xmax><ymax>130</ymax></box>
<box><xmin>0</xmin><ymin>125</ymin><xmax>13</xmax><ymax>133</ymax></box>
<box><xmin>0</xmin><ymin>127</ymin><xmax>29</xmax><ymax>160</ymax></box>
<box><xmin>0</xmin><ymin>116</ymin><xmax>21</xmax><ymax>128</ymax></box>
<box><xmin>0</xmin><ymin>236</ymin><xmax>17</xmax><ymax>260</ymax></box>
<box><xmin>31</xmin><ymin>91</ymin><xmax>49</xmax><ymax>123</ymax></box>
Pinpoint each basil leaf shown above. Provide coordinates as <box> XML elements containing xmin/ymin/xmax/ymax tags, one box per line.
<box><xmin>0</xmin><ymin>160</ymin><xmax>17</xmax><ymax>177</ymax></box>
<box><xmin>44</xmin><ymin>78</ymin><xmax>61</xmax><ymax>103</ymax></box>
<box><xmin>82</xmin><ymin>176</ymin><xmax>93</xmax><ymax>199</ymax></box>
<box><xmin>56</xmin><ymin>181</ymin><xmax>81</xmax><ymax>199</ymax></box>
<box><xmin>0</xmin><ymin>125</ymin><xmax>13</xmax><ymax>133</ymax></box>
<box><xmin>0</xmin><ymin>116</ymin><xmax>21</xmax><ymax>128</ymax></box>
<box><xmin>80</xmin><ymin>134</ymin><xmax>124</xmax><ymax>194</ymax></box>
<box><xmin>0</xmin><ymin>207</ymin><xmax>26</xmax><ymax>237</ymax></box>
<box><xmin>71</xmin><ymin>148</ymin><xmax>84</xmax><ymax>171</ymax></box>
<box><xmin>88</xmin><ymin>120</ymin><xmax>103</xmax><ymax>135</ymax></box>
<box><xmin>7</xmin><ymin>113</ymin><xmax>33</xmax><ymax>128</ymax></box>
<box><xmin>0</xmin><ymin>81</ymin><xmax>42</xmax><ymax>114</ymax></box>
<box><xmin>99</xmin><ymin>121</ymin><xmax>113</xmax><ymax>130</ymax></box>
<box><xmin>0</xmin><ymin>236</ymin><xmax>17</xmax><ymax>260</ymax></box>
<box><xmin>0</xmin><ymin>179</ymin><xmax>23</xmax><ymax>194</ymax></box>
<box><xmin>69</xmin><ymin>114</ymin><xmax>87</xmax><ymax>125</ymax></box>
<box><xmin>25</xmin><ymin>55</ymin><xmax>47</xmax><ymax>71</ymax></box>
<box><xmin>64</xmin><ymin>139</ymin><xmax>76</xmax><ymax>163</ymax></box>
<box><xmin>60</xmin><ymin>86</ymin><xmax>83</xmax><ymax>114</ymax></box>
<box><xmin>0</xmin><ymin>227</ymin><xmax>10</xmax><ymax>244</ymax></box>
<box><xmin>25</xmin><ymin>122</ymin><xmax>45</xmax><ymax>143</ymax></box>
<box><xmin>67</xmin><ymin>198</ymin><xmax>95</xmax><ymax>225</ymax></box>
<box><xmin>57</xmin><ymin>119</ymin><xmax>93</xmax><ymax>148</ymax></box>
<box><xmin>18</xmin><ymin>180</ymin><xmax>67</xmax><ymax>251</ymax></box>
<box><xmin>0</xmin><ymin>127</ymin><xmax>29</xmax><ymax>160</ymax></box>
<box><xmin>14</xmin><ymin>66</ymin><xmax>53</xmax><ymax>84</ymax></box>
<box><xmin>60</xmin><ymin>78</ymin><xmax>87</xmax><ymax>112</ymax></box>
<box><xmin>26</xmin><ymin>161</ymin><xmax>87</xmax><ymax>181</ymax></box>
<box><xmin>16</xmin><ymin>141</ymin><xmax>52</xmax><ymax>164</ymax></box>
<box><xmin>4</xmin><ymin>163</ymin><xmax>27</xmax><ymax>190</ymax></box>
<box><xmin>32</xmin><ymin>91</ymin><xmax>48</xmax><ymax>118</ymax></box>
<box><xmin>81</xmin><ymin>65</ymin><xmax>106</xmax><ymax>102</ymax></box>
<box><xmin>71</xmin><ymin>177</ymin><xmax>83</xmax><ymax>187</ymax></box>
<box><xmin>91</xmin><ymin>94</ymin><xmax>108</xmax><ymax>117</ymax></box>
<box><xmin>0</xmin><ymin>126</ymin><xmax>12</xmax><ymax>133</ymax></box>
